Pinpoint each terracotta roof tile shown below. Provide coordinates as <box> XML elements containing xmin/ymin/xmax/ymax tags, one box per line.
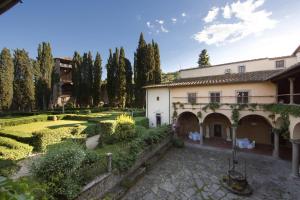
<box><xmin>144</xmin><ymin>70</ymin><xmax>282</xmax><ymax>89</ymax></box>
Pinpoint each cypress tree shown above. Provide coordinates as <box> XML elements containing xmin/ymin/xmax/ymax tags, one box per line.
<box><xmin>93</xmin><ymin>52</ymin><xmax>102</xmax><ymax>107</ymax></box>
<box><xmin>106</xmin><ymin>49</ymin><xmax>115</xmax><ymax>107</ymax></box>
<box><xmin>0</xmin><ymin>48</ymin><xmax>14</xmax><ymax>111</ymax></box>
<box><xmin>134</xmin><ymin>33</ymin><xmax>147</xmax><ymax>107</ymax></box>
<box><xmin>87</xmin><ymin>51</ymin><xmax>94</xmax><ymax>106</ymax></box>
<box><xmin>72</xmin><ymin>51</ymin><xmax>82</xmax><ymax>106</ymax></box>
<box><xmin>152</xmin><ymin>41</ymin><xmax>162</xmax><ymax>84</ymax></box>
<box><xmin>112</xmin><ymin>48</ymin><xmax>120</xmax><ymax>107</ymax></box>
<box><xmin>13</xmin><ymin>49</ymin><xmax>35</xmax><ymax>111</ymax></box>
<box><xmin>36</xmin><ymin>42</ymin><xmax>54</xmax><ymax>110</ymax></box>
<box><xmin>80</xmin><ymin>53</ymin><xmax>89</xmax><ymax>106</ymax></box>
<box><xmin>145</xmin><ymin>43</ymin><xmax>155</xmax><ymax>85</ymax></box>
<box><xmin>118</xmin><ymin>47</ymin><xmax>127</xmax><ymax>108</ymax></box>
<box><xmin>198</xmin><ymin>49</ymin><xmax>210</xmax><ymax>67</ymax></box>
<box><xmin>125</xmin><ymin>58</ymin><xmax>133</xmax><ymax>107</ymax></box>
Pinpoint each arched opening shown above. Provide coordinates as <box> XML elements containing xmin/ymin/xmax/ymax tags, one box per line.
<box><xmin>203</xmin><ymin>113</ymin><xmax>231</xmax><ymax>140</ymax></box>
<box><xmin>176</xmin><ymin>112</ymin><xmax>199</xmax><ymax>138</ymax></box>
<box><xmin>293</xmin><ymin>123</ymin><xmax>300</xmax><ymax>140</ymax></box>
<box><xmin>237</xmin><ymin>115</ymin><xmax>272</xmax><ymax>145</ymax></box>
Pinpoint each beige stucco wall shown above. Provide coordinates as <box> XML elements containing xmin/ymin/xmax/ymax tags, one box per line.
<box><xmin>146</xmin><ymin>88</ymin><xmax>170</xmax><ymax>128</ymax></box>
<box><xmin>179</xmin><ymin>56</ymin><xmax>297</xmax><ymax>79</ymax></box>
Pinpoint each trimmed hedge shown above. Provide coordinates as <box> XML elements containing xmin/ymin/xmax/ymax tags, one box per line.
<box><xmin>134</xmin><ymin>117</ymin><xmax>149</xmax><ymax>128</ymax></box>
<box><xmin>98</xmin><ymin>120</ymin><xmax>116</xmax><ymax>144</ymax></box>
<box><xmin>0</xmin><ymin>136</ymin><xmax>33</xmax><ymax>160</ymax></box>
<box><xmin>0</xmin><ymin>115</ymin><xmax>48</xmax><ymax>127</ymax></box>
<box><xmin>114</xmin><ymin>115</ymin><xmax>136</xmax><ymax>141</ymax></box>
<box><xmin>31</xmin><ymin>127</ymin><xmax>86</xmax><ymax>152</ymax></box>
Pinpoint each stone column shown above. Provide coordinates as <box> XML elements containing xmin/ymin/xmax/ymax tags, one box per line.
<box><xmin>291</xmin><ymin>141</ymin><xmax>299</xmax><ymax>177</ymax></box>
<box><xmin>272</xmin><ymin>131</ymin><xmax>280</xmax><ymax>159</ymax></box>
<box><xmin>106</xmin><ymin>152</ymin><xmax>112</xmax><ymax>173</ymax></box>
<box><xmin>232</xmin><ymin>127</ymin><xmax>237</xmax><ymax>149</ymax></box>
<box><xmin>199</xmin><ymin>123</ymin><xmax>203</xmax><ymax>145</ymax></box>
<box><xmin>226</xmin><ymin>127</ymin><xmax>232</xmax><ymax>141</ymax></box>
<box><xmin>289</xmin><ymin>78</ymin><xmax>295</xmax><ymax>104</ymax></box>
<box><xmin>205</xmin><ymin>125</ymin><xmax>210</xmax><ymax>138</ymax></box>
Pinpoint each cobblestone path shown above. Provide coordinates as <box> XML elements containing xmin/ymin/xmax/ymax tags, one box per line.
<box><xmin>122</xmin><ymin>145</ymin><xmax>300</xmax><ymax>200</ymax></box>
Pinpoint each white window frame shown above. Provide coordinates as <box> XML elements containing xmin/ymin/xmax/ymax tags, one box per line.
<box><xmin>187</xmin><ymin>92</ymin><xmax>197</xmax><ymax>104</ymax></box>
<box><xmin>238</xmin><ymin>65</ymin><xmax>246</xmax><ymax>73</ymax></box>
<box><xmin>236</xmin><ymin>90</ymin><xmax>250</xmax><ymax>104</ymax></box>
<box><xmin>275</xmin><ymin>60</ymin><xmax>285</xmax><ymax>68</ymax></box>
<box><xmin>209</xmin><ymin>91</ymin><xmax>221</xmax><ymax>103</ymax></box>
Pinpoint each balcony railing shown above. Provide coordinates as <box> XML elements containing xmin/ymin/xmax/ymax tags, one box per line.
<box><xmin>60</xmin><ymin>63</ymin><xmax>72</xmax><ymax>68</ymax></box>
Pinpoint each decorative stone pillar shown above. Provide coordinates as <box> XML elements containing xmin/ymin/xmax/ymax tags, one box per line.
<box><xmin>232</xmin><ymin>127</ymin><xmax>237</xmax><ymax>149</ymax></box>
<box><xmin>291</xmin><ymin>140</ymin><xmax>299</xmax><ymax>177</ymax></box>
<box><xmin>205</xmin><ymin>125</ymin><xmax>210</xmax><ymax>138</ymax></box>
<box><xmin>199</xmin><ymin>123</ymin><xmax>203</xmax><ymax>145</ymax></box>
<box><xmin>289</xmin><ymin>78</ymin><xmax>295</xmax><ymax>104</ymax></box>
<box><xmin>106</xmin><ymin>152</ymin><xmax>112</xmax><ymax>173</ymax></box>
<box><xmin>272</xmin><ymin>131</ymin><xmax>280</xmax><ymax>159</ymax></box>
<box><xmin>226</xmin><ymin>127</ymin><xmax>232</xmax><ymax>141</ymax></box>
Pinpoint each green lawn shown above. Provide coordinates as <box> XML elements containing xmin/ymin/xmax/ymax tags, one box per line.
<box><xmin>0</xmin><ymin>120</ymin><xmax>93</xmax><ymax>137</ymax></box>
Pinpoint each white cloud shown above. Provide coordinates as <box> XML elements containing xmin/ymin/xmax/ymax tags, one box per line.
<box><xmin>146</xmin><ymin>21</ymin><xmax>153</xmax><ymax>28</ymax></box>
<box><xmin>182</xmin><ymin>12</ymin><xmax>186</xmax><ymax>17</ymax></box>
<box><xmin>171</xmin><ymin>18</ymin><xmax>177</xmax><ymax>24</ymax></box>
<box><xmin>194</xmin><ymin>0</ymin><xmax>277</xmax><ymax>45</ymax></box>
<box><xmin>161</xmin><ymin>25</ymin><xmax>169</xmax><ymax>33</ymax></box>
<box><xmin>222</xmin><ymin>4</ymin><xmax>231</xmax><ymax>19</ymax></box>
<box><xmin>203</xmin><ymin>7</ymin><xmax>219</xmax><ymax>23</ymax></box>
<box><xmin>156</xmin><ymin>20</ymin><xmax>164</xmax><ymax>25</ymax></box>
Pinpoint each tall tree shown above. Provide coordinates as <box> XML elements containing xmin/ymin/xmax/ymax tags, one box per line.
<box><xmin>87</xmin><ymin>51</ymin><xmax>94</xmax><ymax>105</ymax></box>
<box><xmin>0</xmin><ymin>48</ymin><xmax>14</xmax><ymax>111</ymax></box>
<box><xmin>118</xmin><ymin>47</ymin><xmax>127</xmax><ymax>108</ymax></box>
<box><xmin>145</xmin><ymin>43</ymin><xmax>155</xmax><ymax>84</ymax></box>
<box><xmin>93</xmin><ymin>52</ymin><xmax>102</xmax><ymax>107</ymax></box>
<box><xmin>106</xmin><ymin>49</ymin><xmax>115</xmax><ymax>107</ymax></box>
<box><xmin>72</xmin><ymin>51</ymin><xmax>82</xmax><ymax>106</ymax></box>
<box><xmin>13</xmin><ymin>49</ymin><xmax>35</xmax><ymax>111</ymax></box>
<box><xmin>112</xmin><ymin>48</ymin><xmax>120</xmax><ymax>106</ymax></box>
<box><xmin>134</xmin><ymin>33</ymin><xmax>147</xmax><ymax>107</ymax></box>
<box><xmin>152</xmin><ymin>41</ymin><xmax>162</xmax><ymax>84</ymax></box>
<box><xmin>36</xmin><ymin>42</ymin><xmax>53</xmax><ymax>110</ymax></box>
<box><xmin>125</xmin><ymin>58</ymin><xmax>133</xmax><ymax>107</ymax></box>
<box><xmin>198</xmin><ymin>49</ymin><xmax>210</xmax><ymax>67</ymax></box>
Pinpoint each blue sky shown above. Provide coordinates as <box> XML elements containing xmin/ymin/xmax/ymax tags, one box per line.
<box><xmin>1</xmin><ymin>0</ymin><xmax>300</xmax><ymax>75</ymax></box>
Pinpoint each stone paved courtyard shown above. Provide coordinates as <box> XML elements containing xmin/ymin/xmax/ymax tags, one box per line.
<box><xmin>122</xmin><ymin>145</ymin><xmax>300</xmax><ymax>200</ymax></box>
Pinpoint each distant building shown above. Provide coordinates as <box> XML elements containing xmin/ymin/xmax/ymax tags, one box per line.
<box><xmin>52</xmin><ymin>57</ymin><xmax>73</xmax><ymax>107</ymax></box>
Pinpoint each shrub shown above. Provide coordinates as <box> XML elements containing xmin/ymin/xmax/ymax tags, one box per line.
<box><xmin>0</xmin><ymin>137</ymin><xmax>33</xmax><ymax>160</ymax></box>
<box><xmin>132</xmin><ymin>110</ymin><xmax>145</xmax><ymax>117</ymax></box>
<box><xmin>135</xmin><ymin>125</ymin><xmax>147</xmax><ymax>137</ymax></box>
<box><xmin>135</xmin><ymin>117</ymin><xmax>149</xmax><ymax>128</ymax></box>
<box><xmin>47</xmin><ymin>115</ymin><xmax>58</xmax><ymax>121</ymax></box>
<box><xmin>31</xmin><ymin>127</ymin><xmax>86</xmax><ymax>152</ymax></box>
<box><xmin>81</xmin><ymin>109</ymin><xmax>92</xmax><ymax>114</ymax></box>
<box><xmin>99</xmin><ymin>120</ymin><xmax>116</xmax><ymax>144</ymax></box>
<box><xmin>0</xmin><ymin>176</ymin><xmax>50</xmax><ymax>200</ymax></box>
<box><xmin>0</xmin><ymin>115</ymin><xmax>48</xmax><ymax>127</ymax></box>
<box><xmin>31</xmin><ymin>142</ymin><xmax>86</xmax><ymax>199</ymax></box>
<box><xmin>114</xmin><ymin>115</ymin><xmax>136</xmax><ymax>141</ymax></box>
<box><xmin>172</xmin><ymin>137</ymin><xmax>185</xmax><ymax>148</ymax></box>
<box><xmin>0</xmin><ymin>160</ymin><xmax>20</xmax><ymax>177</ymax></box>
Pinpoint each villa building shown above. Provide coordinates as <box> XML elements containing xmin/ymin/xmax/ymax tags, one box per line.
<box><xmin>145</xmin><ymin>45</ymin><xmax>300</xmax><ymax>177</ymax></box>
<box><xmin>52</xmin><ymin>57</ymin><xmax>73</xmax><ymax>107</ymax></box>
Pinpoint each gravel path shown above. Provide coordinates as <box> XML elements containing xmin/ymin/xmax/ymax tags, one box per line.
<box><xmin>86</xmin><ymin>134</ymin><xmax>100</xmax><ymax>150</ymax></box>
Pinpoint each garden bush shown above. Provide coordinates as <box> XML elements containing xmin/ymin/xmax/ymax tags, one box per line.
<box><xmin>99</xmin><ymin>120</ymin><xmax>116</xmax><ymax>144</ymax></box>
<box><xmin>0</xmin><ymin>160</ymin><xmax>20</xmax><ymax>177</ymax></box>
<box><xmin>114</xmin><ymin>115</ymin><xmax>136</xmax><ymax>141</ymax></box>
<box><xmin>0</xmin><ymin>136</ymin><xmax>33</xmax><ymax>160</ymax></box>
<box><xmin>31</xmin><ymin>142</ymin><xmax>86</xmax><ymax>199</ymax></box>
<box><xmin>31</xmin><ymin>126</ymin><xmax>86</xmax><ymax>152</ymax></box>
<box><xmin>0</xmin><ymin>176</ymin><xmax>50</xmax><ymax>200</ymax></box>
<box><xmin>134</xmin><ymin>117</ymin><xmax>149</xmax><ymax>128</ymax></box>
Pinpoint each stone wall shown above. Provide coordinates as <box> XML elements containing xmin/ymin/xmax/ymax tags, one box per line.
<box><xmin>75</xmin><ymin>135</ymin><xmax>172</xmax><ymax>200</ymax></box>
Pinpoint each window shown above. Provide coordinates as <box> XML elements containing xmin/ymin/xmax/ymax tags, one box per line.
<box><xmin>225</xmin><ymin>68</ymin><xmax>231</xmax><ymax>74</ymax></box>
<box><xmin>275</xmin><ymin>60</ymin><xmax>285</xmax><ymax>68</ymax></box>
<box><xmin>210</xmin><ymin>92</ymin><xmax>220</xmax><ymax>103</ymax></box>
<box><xmin>238</xmin><ymin>65</ymin><xmax>246</xmax><ymax>73</ymax></box>
<box><xmin>156</xmin><ymin>113</ymin><xmax>161</xmax><ymax>126</ymax></box>
<box><xmin>236</xmin><ymin>91</ymin><xmax>249</xmax><ymax>104</ymax></box>
<box><xmin>188</xmin><ymin>93</ymin><xmax>197</xmax><ymax>104</ymax></box>
<box><xmin>156</xmin><ymin>96</ymin><xmax>160</xmax><ymax>101</ymax></box>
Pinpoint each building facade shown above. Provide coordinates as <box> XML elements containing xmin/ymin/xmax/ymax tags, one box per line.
<box><xmin>52</xmin><ymin>57</ymin><xmax>73</xmax><ymax>107</ymax></box>
<box><xmin>145</xmin><ymin>45</ymin><xmax>300</xmax><ymax>176</ymax></box>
